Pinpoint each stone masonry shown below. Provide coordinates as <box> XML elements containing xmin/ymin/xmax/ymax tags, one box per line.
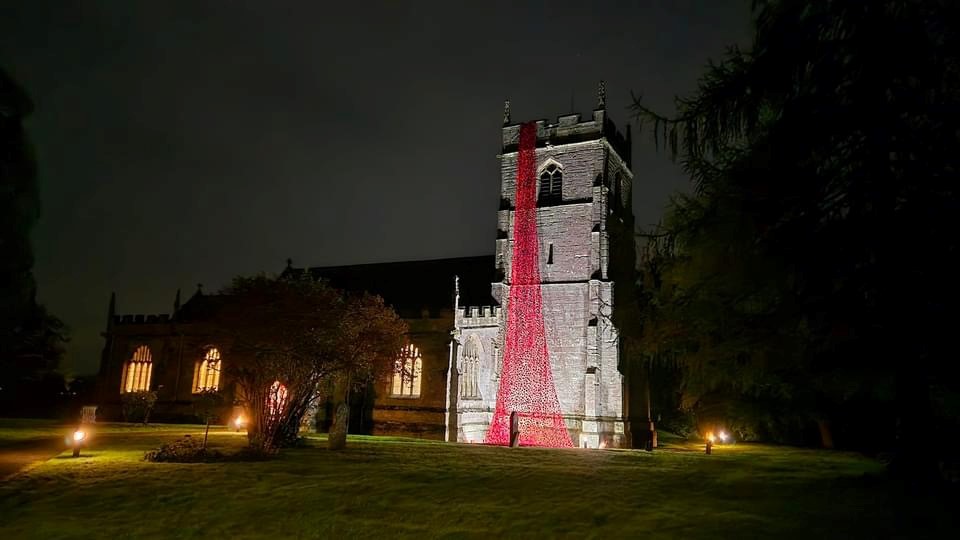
<box><xmin>451</xmin><ymin>98</ymin><xmax>634</xmax><ymax>448</ymax></box>
<box><xmin>97</xmin><ymin>89</ymin><xmax>636</xmax><ymax>448</ymax></box>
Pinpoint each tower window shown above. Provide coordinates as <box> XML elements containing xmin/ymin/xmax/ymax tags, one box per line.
<box><xmin>547</xmin><ymin>243</ymin><xmax>554</xmax><ymax>265</ymax></box>
<box><xmin>391</xmin><ymin>344</ymin><xmax>423</xmax><ymax>398</ymax></box>
<box><xmin>193</xmin><ymin>347</ymin><xmax>222</xmax><ymax>393</ymax></box>
<box><xmin>121</xmin><ymin>345</ymin><xmax>153</xmax><ymax>393</ymax></box>
<box><xmin>538</xmin><ymin>164</ymin><xmax>562</xmax><ymax>204</ymax></box>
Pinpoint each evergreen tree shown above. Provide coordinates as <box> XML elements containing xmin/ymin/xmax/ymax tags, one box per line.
<box><xmin>633</xmin><ymin>0</ymin><xmax>960</xmax><ymax>477</ymax></box>
<box><xmin>0</xmin><ymin>67</ymin><xmax>67</xmax><ymax>410</ymax></box>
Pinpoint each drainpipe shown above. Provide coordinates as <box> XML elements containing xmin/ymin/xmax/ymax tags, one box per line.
<box><xmin>444</xmin><ymin>276</ymin><xmax>461</xmax><ymax>442</ymax></box>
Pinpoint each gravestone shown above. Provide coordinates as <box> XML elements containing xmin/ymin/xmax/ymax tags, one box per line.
<box><xmin>80</xmin><ymin>405</ymin><xmax>98</xmax><ymax>424</ymax></box>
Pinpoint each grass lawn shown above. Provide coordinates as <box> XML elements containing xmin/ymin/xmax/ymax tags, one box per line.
<box><xmin>0</xmin><ymin>418</ymin><xmax>72</xmax><ymax>445</ymax></box>
<box><xmin>0</xmin><ymin>418</ymin><xmax>216</xmax><ymax>446</ymax></box>
<box><xmin>0</xmin><ymin>421</ymin><xmax>955</xmax><ymax>539</ymax></box>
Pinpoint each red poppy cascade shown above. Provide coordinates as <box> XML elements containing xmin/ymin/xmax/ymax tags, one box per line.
<box><xmin>485</xmin><ymin>122</ymin><xmax>572</xmax><ymax>447</ymax></box>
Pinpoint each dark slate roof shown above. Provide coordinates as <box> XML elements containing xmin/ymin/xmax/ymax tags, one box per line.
<box><xmin>288</xmin><ymin>255</ymin><xmax>496</xmax><ymax>318</ymax></box>
<box><xmin>174</xmin><ymin>293</ymin><xmax>233</xmax><ymax>322</ymax></box>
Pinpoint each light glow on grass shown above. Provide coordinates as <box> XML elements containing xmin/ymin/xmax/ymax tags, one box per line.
<box><xmin>0</xmin><ymin>421</ymin><xmax>947</xmax><ymax>539</ymax></box>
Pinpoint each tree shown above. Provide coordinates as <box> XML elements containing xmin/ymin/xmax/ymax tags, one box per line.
<box><xmin>193</xmin><ymin>390</ymin><xmax>225</xmax><ymax>450</ymax></box>
<box><xmin>217</xmin><ymin>274</ymin><xmax>406</xmax><ymax>453</ymax></box>
<box><xmin>326</xmin><ymin>292</ymin><xmax>406</xmax><ymax>450</ymax></box>
<box><xmin>632</xmin><ymin>0</ymin><xmax>960</xmax><ymax>475</ymax></box>
<box><xmin>0</xmin><ymin>68</ymin><xmax>68</xmax><ymax>414</ymax></box>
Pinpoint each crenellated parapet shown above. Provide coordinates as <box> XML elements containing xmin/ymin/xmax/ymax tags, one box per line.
<box><xmin>500</xmin><ymin>111</ymin><xmax>631</xmax><ymax>167</ymax></box>
<box><xmin>114</xmin><ymin>313</ymin><xmax>172</xmax><ymax>325</ymax></box>
<box><xmin>456</xmin><ymin>305</ymin><xmax>501</xmax><ymax>329</ymax></box>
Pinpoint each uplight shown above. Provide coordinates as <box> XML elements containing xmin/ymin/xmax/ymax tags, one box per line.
<box><xmin>70</xmin><ymin>429</ymin><xmax>87</xmax><ymax>458</ymax></box>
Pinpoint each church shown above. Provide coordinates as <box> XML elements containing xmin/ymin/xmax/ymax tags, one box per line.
<box><xmin>97</xmin><ymin>86</ymin><xmax>637</xmax><ymax>448</ymax></box>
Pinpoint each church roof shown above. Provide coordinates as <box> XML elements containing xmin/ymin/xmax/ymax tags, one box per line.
<box><xmin>288</xmin><ymin>255</ymin><xmax>496</xmax><ymax>319</ymax></box>
<box><xmin>174</xmin><ymin>292</ymin><xmax>233</xmax><ymax>322</ymax></box>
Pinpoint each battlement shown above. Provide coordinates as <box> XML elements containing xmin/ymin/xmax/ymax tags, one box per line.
<box><xmin>501</xmin><ymin>108</ymin><xmax>631</xmax><ymax>166</ymax></box>
<box><xmin>456</xmin><ymin>305</ymin><xmax>500</xmax><ymax>327</ymax></box>
<box><xmin>114</xmin><ymin>313</ymin><xmax>171</xmax><ymax>325</ymax></box>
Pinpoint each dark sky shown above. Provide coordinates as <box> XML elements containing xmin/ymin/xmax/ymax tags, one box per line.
<box><xmin>0</xmin><ymin>0</ymin><xmax>750</xmax><ymax>376</ymax></box>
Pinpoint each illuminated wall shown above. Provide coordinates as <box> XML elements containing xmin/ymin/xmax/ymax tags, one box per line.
<box><xmin>485</xmin><ymin>122</ymin><xmax>572</xmax><ymax>447</ymax></box>
<box><xmin>455</xmin><ymin>104</ymin><xmax>633</xmax><ymax>448</ymax></box>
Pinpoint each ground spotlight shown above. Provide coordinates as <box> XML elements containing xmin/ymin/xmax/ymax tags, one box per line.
<box><xmin>71</xmin><ymin>429</ymin><xmax>86</xmax><ymax>457</ymax></box>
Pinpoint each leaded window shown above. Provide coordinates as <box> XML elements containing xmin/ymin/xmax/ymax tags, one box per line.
<box><xmin>121</xmin><ymin>345</ymin><xmax>153</xmax><ymax>393</ymax></box>
<box><xmin>538</xmin><ymin>164</ymin><xmax>562</xmax><ymax>204</ymax></box>
<box><xmin>391</xmin><ymin>344</ymin><xmax>423</xmax><ymax>397</ymax></box>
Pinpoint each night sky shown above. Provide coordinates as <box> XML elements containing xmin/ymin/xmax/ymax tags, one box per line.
<box><xmin>0</xmin><ymin>1</ymin><xmax>749</xmax><ymax>376</ymax></box>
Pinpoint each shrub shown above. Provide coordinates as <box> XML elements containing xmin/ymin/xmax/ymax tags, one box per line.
<box><xmin>144</xmin><ymin>435</ymin><xmax>222</xmax><ymax>463</ymax></box>
<box><xmin>658</xmin><ymin>408</ymin><xmax>697</xmax><ymax>439</ymax></box>
<box><xmin>144</xmin><ymin>435</ymin><xmax>274</xmax><ymax>463</ymax></box>
<box><xmin>121</xmin><ymin>390</ymin><xmax>158</xmax><ymax>424</ymax></box>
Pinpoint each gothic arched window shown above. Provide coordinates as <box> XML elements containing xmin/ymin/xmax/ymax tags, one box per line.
<box><xmin>121</xmin><ymin>345</ymin><xmax>153</xmax><ymax>393</ymax></box>
<box><xmin>193</xmin><ymin>347</ymin><xmax>222</xmax><ymax>393</ymax></box>
<box><xmin>391</xmin><ymin>344</ymin><xmax>423</xmax><ymax>398</ymax></box>
<box><xmin>461</xmin><ymin>337</ymin><xmax>481</xmax><ymax>399</ymax></box>
<box><xmin>538</xmin><ymin>163</ymin><xmax>562</xmax><ymax>204</ymax></box>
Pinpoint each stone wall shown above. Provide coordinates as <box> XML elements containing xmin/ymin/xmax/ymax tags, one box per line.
<box><xmin>101</xmin><ymin>311</ymin><xmax>458</xmax><ymax>438</ymax></box>
<box><xmin>457</xmin><ymin>109</ymin><xmax>632</xmax><ymax>448</ymax></box>
<box><xmin>370</xmin><ymin>317</ymin><xmax>452</xmax><ymax>440</ymax></box>
<box><xmin>98</xmin><ymin>319</ymin><xmax>238</xmax><ymax>422</ymax></box>
<box><xmin>454</xmin><ymin>307</ymin><xmax>500</xmax><ymax>442</ymax></box>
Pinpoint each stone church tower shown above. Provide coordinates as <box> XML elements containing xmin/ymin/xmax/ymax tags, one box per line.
<box><xmin>451</xmin><ymin>85</ymin><xmax>634</xmax><ymax>448</ymax></box>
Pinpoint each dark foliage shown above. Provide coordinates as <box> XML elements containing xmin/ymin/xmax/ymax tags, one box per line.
<box><xmin>144</xmin><ymin>435</ymin><xmax>276</xmax><ymax>463</ymax></box>
<box><xmin>144</xmin><ymin>435</ymin><xmax>222</xmax><ymax>463</ymax></box>
<box><xmin>0</xmin><ymin>68</ymin><xmax>68</xmax><ymax>414</ymax></box>
<box><xmin>120</xmin><ymin>391</ymin><xmax>158</xmax><ymax>424</ymax></box>
<box><xmin>631</xmin><ymin>0</ymin><xmax>960</xmax><ymax>477</ymax></box>
<box><xmin>216</xmin><ymin>274</ymin><xmax>406</xmax><ymax>452</ymax></box>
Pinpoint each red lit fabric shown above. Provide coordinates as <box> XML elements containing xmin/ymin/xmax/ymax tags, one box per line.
<box><xmin>485</xmin><ymin>122</ymin><xmax>572</xmax><ymax>447</ymax></box>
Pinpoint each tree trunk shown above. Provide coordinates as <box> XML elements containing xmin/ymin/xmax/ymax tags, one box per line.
<box><xmin>328</xmin><ymin>373</ymin><xmax>351</xmax><ymax>450</ymax></box>
<box><xmin>644</xmin><ymin>367</ymin><xmax>657</xmax><ymax>450</ymax></box>
<box><xmin>816</xmin><ymin>419</ymin><xmax>834</xmax><ymax>449</ymax></box>
<box><xmin>203</xmin><ymin>418</ymin><xmax>211</xmax><ymax>450</ymax></box>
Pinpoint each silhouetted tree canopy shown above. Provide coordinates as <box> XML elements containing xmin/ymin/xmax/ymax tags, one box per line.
<box><xmin>216</xmin><ymin>274</ymin><xmax>406</xmax><ymax>452</ymax></box>
<box><xmin>632</xmin><ymin>0</ymin><xmax>960</xmax><ymax>477</ymax></box>
<box><xmin>0</xmin><ymin>67</ymin><xmax>67</xmax><ymax>411</ymax></box>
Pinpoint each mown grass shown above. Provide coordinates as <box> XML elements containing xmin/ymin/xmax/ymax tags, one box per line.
<box><xmin>0</xmin><ymin>418</ymin><xmax>225</xmax><ymax>446</ymax></box>
<box><xmin>0</xmin><ymin>421</ymin><xmax>955</xmax><ymax>539</ymax></box>
<box><xmin>0</xmin><ymin>418</ymin><xmax>75</xmax><ymax>445</ymax></box>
